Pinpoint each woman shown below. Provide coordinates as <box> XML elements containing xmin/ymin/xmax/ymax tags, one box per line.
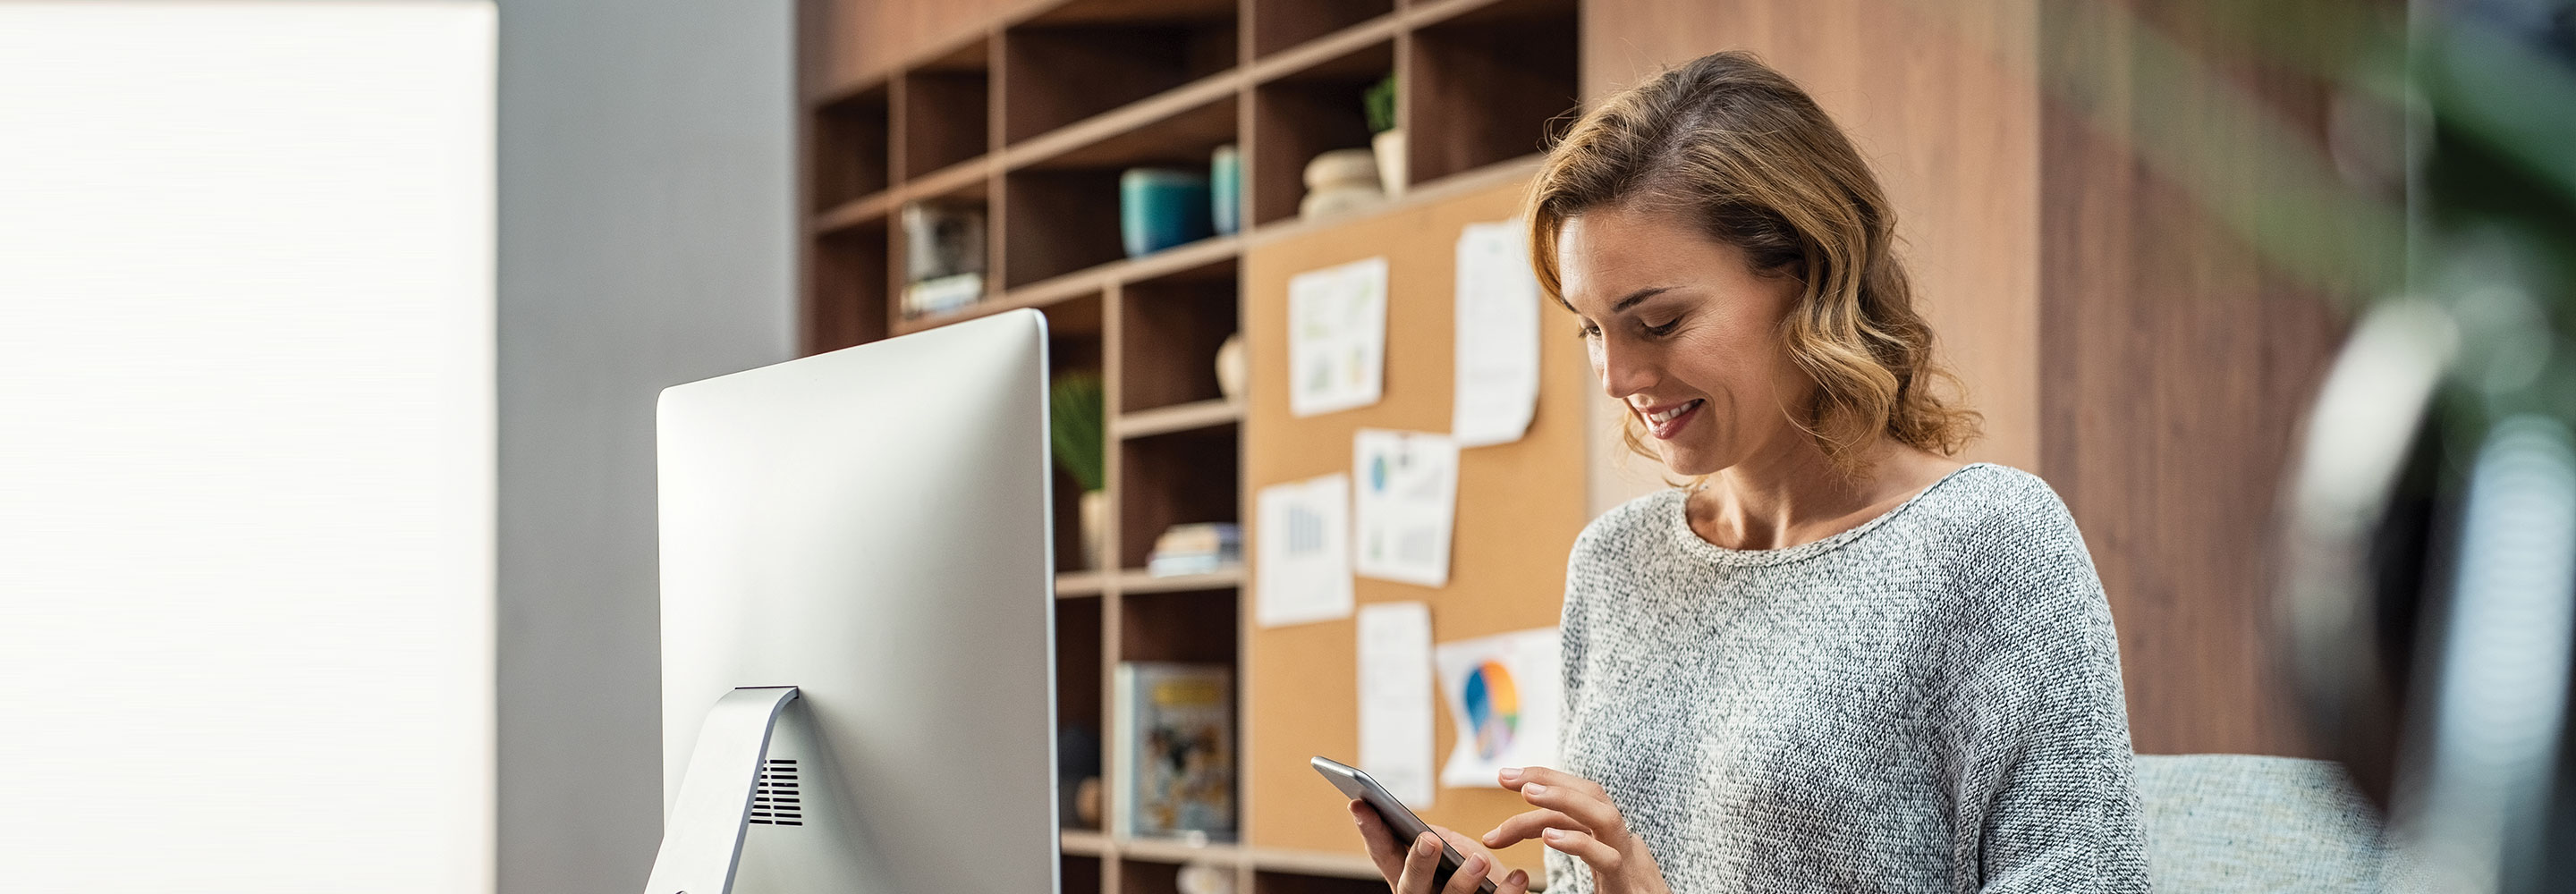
<box><xmin>1347</xmin><ymin>51</ymin><xmax>2148</xmax><ymax>893</ymax></box>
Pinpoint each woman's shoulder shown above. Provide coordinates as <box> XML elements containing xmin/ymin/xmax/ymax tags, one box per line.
<box><xmin>1906</xmin><ymin>462</ymin><xmax>2080</xmax><ymax>540</ymax></box>
<box><xmin>1911</xmin><ymin>464</ymin><xmax>2107</xmax><ymax>620</ymax></box>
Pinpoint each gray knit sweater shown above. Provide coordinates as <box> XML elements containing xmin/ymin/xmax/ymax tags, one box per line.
<box><xmin>1546</xmin><ymin>463</ymin><xmax>2148</xmax><ymax>893</ymax></box>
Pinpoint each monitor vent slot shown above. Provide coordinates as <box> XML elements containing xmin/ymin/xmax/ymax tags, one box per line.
<box><xmin>748</xmin><ymin>758</ymin><xmax>802</xmax><ymax>826</ymax></box>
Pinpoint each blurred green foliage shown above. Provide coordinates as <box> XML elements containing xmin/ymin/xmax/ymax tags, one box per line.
<box><xmin>1051</xmin><ymin>372</ymin><xmax>1106</xmax><ymax>493</ymax></box>
<box><xmin>1365</xmin><ymin>73</ymin><xmax>1397</xmax><ymax>135</ymax></box>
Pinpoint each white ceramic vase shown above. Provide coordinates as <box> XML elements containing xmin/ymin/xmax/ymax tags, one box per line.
<box><xmin>1079</xmin><ymin>490</ymin><xmax>1108</xmax><ymax>569</ymax></box>
<box><xmin>1372</xmin><ymin>128</ymin><xmax>1407</xmax><ymax>198</ymax></box>
<box><xmin>1214</xmin><ymin>333</ymin><xmax>1247</xmax><ymax>403</ymax></box>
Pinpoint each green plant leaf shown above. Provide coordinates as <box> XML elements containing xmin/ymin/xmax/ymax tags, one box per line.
<box><xmin>1364</xmin><ymin>73</ymin><xmax>1397</xmax><ymax>135</ymax></box>
<box><xmin>1049</xmin><ymin>372</ymin><xmax>1106</xmax><ymax>493</ymax></box>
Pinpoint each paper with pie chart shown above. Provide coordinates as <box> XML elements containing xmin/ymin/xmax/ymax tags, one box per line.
<box><xmin>1433</xmin><ymin>626</ymin><xmax>1563</xmax><ymax>789</ymax></box>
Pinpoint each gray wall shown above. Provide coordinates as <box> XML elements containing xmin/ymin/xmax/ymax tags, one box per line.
<box><xmin>496</xmin><ymin>3</ymin><xmax>795</xmax><ymax>892</ymax></box>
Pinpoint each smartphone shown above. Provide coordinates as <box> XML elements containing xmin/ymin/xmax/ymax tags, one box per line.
<box><xmin>1311</xmin><ymin>755</ymin><xmax>1500</xmax><ymax>894</ymax></box>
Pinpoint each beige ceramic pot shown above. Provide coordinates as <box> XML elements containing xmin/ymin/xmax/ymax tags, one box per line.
<box><xmin>1079</xmin><ymin>490</ymin><xmax>1107</xmax><ymax>569</ymax></box>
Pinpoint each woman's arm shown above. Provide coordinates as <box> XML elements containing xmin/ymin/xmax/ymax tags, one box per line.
<box><xmin>1936</xmin><ymin>491</ymin><xmax>2151</xmax><ymax>894</ymax></box>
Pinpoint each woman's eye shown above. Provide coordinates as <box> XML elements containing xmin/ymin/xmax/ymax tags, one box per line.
<box><xmin>1641</xmin><ymin>319</ymin><xmax>1679</xmax><ymax>337</ymax></box>
<box><xmin>1576</xmin><ymin>322</ymin><xmax>1602</xmax><ymax>339</ymax></box>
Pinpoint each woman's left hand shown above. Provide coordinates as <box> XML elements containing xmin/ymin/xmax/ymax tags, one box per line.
<box><xmin>1479</xmin><ymin>766</ymin><xmax>1671</xmax><ymax>894</ymax></box>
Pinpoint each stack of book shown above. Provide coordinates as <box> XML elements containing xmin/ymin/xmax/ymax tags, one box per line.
<box><xmin>901</xmin><ymin>273</ymin><xmax>982</xmax><ymax>318</ymax></box>
<box><xmin>1147</xmin><ymin>523</ymin><xmax>1240</xmax><ymax>577</ymax></box>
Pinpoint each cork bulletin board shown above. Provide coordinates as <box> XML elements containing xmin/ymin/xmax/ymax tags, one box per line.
<box><xmin>1241</xmin><ymin>173</ymin><xmax>1594</xmax><ymax>880</ymax></box>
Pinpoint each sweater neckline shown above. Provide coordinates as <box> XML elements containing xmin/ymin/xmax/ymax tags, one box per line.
<box><xmin>1663</xmin><ymin>462</ymin><xmax>1995</xmax><ymax>567</ymax></box>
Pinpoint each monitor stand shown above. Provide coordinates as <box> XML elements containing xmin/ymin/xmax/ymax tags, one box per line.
<box><xmin>642</xmin><ymin>686</ymin><xmax>801</xmax><ymax>894</ymax></box>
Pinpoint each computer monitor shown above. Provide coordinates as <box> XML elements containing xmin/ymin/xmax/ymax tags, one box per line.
<box><xmin>647</xmin><ymin>309</ymin><xmax>1058</xmax><ymax>894</ymax></box>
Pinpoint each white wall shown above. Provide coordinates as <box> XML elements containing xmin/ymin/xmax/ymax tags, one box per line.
<box><xmin>494</xmin><ymin>0</ymin><xmax>796</xmax><ymax>891</ymax></box>
<box><xmin>0</xmin><ymin>4</ymin><xmax>497</xmax><ymax>891</ymax></box>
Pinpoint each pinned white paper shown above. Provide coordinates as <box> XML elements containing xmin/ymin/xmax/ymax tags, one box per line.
<box><xmin>1288</xmin><ymin>257</ymin><xmax>1389</xmax><ymax>417</ymax></box>
<box><xmin>1435</xmin><ymin>627</ymin><xmax>1563</xmax><ymax>789</ymax></box>
<box><xmin>1357</xmin><ymin>602</ymin><xmax>1436</xmax><ymax>808</ymax></box>
<box><xmin>1452</xmin><ymin>221</ymin><xmax>1541</xmax><ymax>448</ymax></box>
<box><xmin>1352</xmin><ymin>429</ymin><xmax>1459</xmax><ymax>587</ymax></box>
<box><xmin>1254</xmin><ymin>473</ymin><xmax>1355</xmax><ymax>628</ymax></box>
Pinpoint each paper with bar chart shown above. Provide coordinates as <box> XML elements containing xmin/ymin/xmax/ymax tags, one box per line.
<box><xmin>1254</xmin><ymin>472</ymin><xmax>1354</xmax><ymax>628</ymax></box>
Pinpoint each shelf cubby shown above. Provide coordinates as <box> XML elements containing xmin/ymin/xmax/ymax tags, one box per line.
<box><xmin>1403</xmin><ymin>0</ymin><xmax>1578</xmax><ymax>184</ymax></box>
<box><xmin>811</xmin><ymin>82</ymin><xmax>891</xmax><ymax>212</ymax></box>
<box><xmin>1249</xmin><ymin>38</ymin><xmax>1393</xmax><ymax>225</ymax></box>
<box><xmin>1000</xmin><ymin>0</ymin><xmax>1241</xmax><ymax>148</ymax></box>
<box><xmin>1065</xmin><ymin>854</ymin><xmax>1106</xmax><ymax>894</ymax></box>
<box><xmin>1043</xmin><ymin>291</ymin><xmax>1107</xmax><ymax>574</ymax></box>
<box><xmin>1057</xmin><ymin>595</ymin><xmax>1106</xmax><ymax>831</ymax></box>
<box><xmin>807</xmin><ymin>221</ymin><xmax>891</xmax><ymax>354</ymax></box>
<box><xmin>893</xmin><ymin>173</ymin><xmax>994</xmax><ymax>323</ymax></box>
<box><xmin>1054</xmin><ymin>453</ymin><xmax>1103</xmax><ymax>573</ymax></box>
<box><xmin>1018</xmin><ymin>89</ymin><xmax>1241</xmax><ymax>173</ymax></box>
<box><xmin>1004</xmin><ymin>170</ymin><xmax>1126</xmax><ymax>289</ymax></box>
<box><xmin>1042</xmin><ymin>289</ymin><xmax>1108</xmax><ymax>343</ymax></box>
<box><xmin>1114</xmin><ymin>424</ymin><xmax>1240</xmax><ymax>569</ymax></box>
<box><xmin>1117</xmin><ymin>256</ymin><xmax>1239</xmax><ymax>413</ymax></box>
<box><xmin>1118</xmin><ymin>857</ymin><xmax>1186</xmax><ymax>894</ymax></box>
<box><xmin>1120</xmin><ymin>586</ymin><xmax>1239</xmax><ymax>665</ymax></box>
<box><xmin>1005</xmin><ymin>92</ymin><xmax>1241</xmax><ymax>289</ymax></box>
<box><xmin>899</xmin><ymin>38</ymin><xmax>993</xmax><ymax>181</ymax></box>
<box><xmin>1114</xmin><ymin>587</ymin><xmax>1241</xmax><ymax>848</ymax></box>
<box><xmin>1250</xmin><ymin>0</ymin><xmax>1394</xmax><ymax>60</ymax></box>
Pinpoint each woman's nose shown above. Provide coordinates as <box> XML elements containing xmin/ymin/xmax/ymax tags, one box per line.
<box><xmin>1596</xmin><ymin>341</ymin><xmax>1657</xmax><ymax>399</ymax></box>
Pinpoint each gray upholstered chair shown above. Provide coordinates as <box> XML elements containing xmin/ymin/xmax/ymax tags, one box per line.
<box><xmin>2132</xmin><ymin>754</ymin><xmax>2392</xmax><ymax>892</ymax></box>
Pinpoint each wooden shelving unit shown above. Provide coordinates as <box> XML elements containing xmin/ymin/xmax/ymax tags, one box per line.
<box><xmin>801</xmin><ymin>0</ymin><xmax>1580</xmax><ymax>890</ymax></box>
<box><xmin>799</xmin><ymin>0</ymin><xmax>1579</xmax><ymax>356</ymax></box>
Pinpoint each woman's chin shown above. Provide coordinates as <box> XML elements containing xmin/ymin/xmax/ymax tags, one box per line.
<box><xmin>1655</xmin><ymin>446</ymin><xmax>1726</xmax><ymax>478</ymax></box>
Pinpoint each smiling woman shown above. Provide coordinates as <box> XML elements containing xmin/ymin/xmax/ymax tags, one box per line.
<box><xmin>1340</xmin><ymin>50</ymin><xmax>2149</xmax><ymax>894</ymax></box>
<box><xmin>1530</xmin><ymin>59</ymin><xmax>1979</xmax><ymax>482</ymax></box>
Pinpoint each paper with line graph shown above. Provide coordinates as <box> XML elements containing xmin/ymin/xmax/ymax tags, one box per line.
<box><xmin>1352</xmin><ymin>429</ymin><xmax>1459</xmax><ymax>587</ymax></box>
<box><xmin>1255</xmin><ymin>473</ymin><xmax>1353</xmax><ymax>628</ymax></box>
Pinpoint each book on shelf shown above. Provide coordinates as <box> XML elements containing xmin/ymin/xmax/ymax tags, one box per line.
<box><xmin>902</xmin><ymin>272</ymin><xmax>983</xmax><ymax>318</ymax></box>
<box><xmin>1114</xmin><ymin>662</ymin><xmax>1236</xmax><ymax>840</ymax></box>
<box><xmin>1146</xmin><ymin>522</ymin><xmax>1241</xmax><ymax>578</ymax></box>
<box><xmin>900</xmin><ymin>198</ymin><xmax>987</xmax><ymax>318</ymax></box>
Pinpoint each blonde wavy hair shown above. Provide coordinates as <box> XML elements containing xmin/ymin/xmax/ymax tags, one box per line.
<box><xmin>1527</xmin><ymin>50</ymin><xmax>1979</xmax><ymax>475</ymax></box>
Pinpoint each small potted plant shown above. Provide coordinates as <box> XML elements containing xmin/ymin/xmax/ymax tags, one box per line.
<box><xmin>1365</xmin><ymin>73</ymin><xmax>1403</xmax><ymax>198</ymax></box>
<box><xmin>1050</xmin><ymin>372</ymin><xmax>1108</xmax><ymax>569</ymax></box>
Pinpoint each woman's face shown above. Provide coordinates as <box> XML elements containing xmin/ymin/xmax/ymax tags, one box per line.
<box><xmin>1555</xmin><ymin>204</ymin><xmax>1812</xmax><ymax>477</ymax></box>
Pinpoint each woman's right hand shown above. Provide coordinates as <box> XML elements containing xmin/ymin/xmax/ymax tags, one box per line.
<box><xmin>1349</xmin><ymin>799</ymin><xmax>1532</xmax><ymax>894</ymax></box>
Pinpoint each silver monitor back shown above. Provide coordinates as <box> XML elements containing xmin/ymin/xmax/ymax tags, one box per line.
<box><xmin>655</xmin><ymin>309</ymin><xmax>1057</xmax><ymax>894</ymax></box>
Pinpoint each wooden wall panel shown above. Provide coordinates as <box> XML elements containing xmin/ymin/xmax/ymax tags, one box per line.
<box><xmin>2035</xmin><ymin>0</ymin><xmax>2351</xmax><ymax>757</ymax></box>
<box><xmin>1241</xmin><ymin>179</ymin><xmax>1589</xmax><ymax>877</ymax></box>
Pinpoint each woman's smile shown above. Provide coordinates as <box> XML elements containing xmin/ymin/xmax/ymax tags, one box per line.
<box><xmin>1635</xmin><ymin>398</ymin><xmax>1705</xmax><ymax>440</ymax></box>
